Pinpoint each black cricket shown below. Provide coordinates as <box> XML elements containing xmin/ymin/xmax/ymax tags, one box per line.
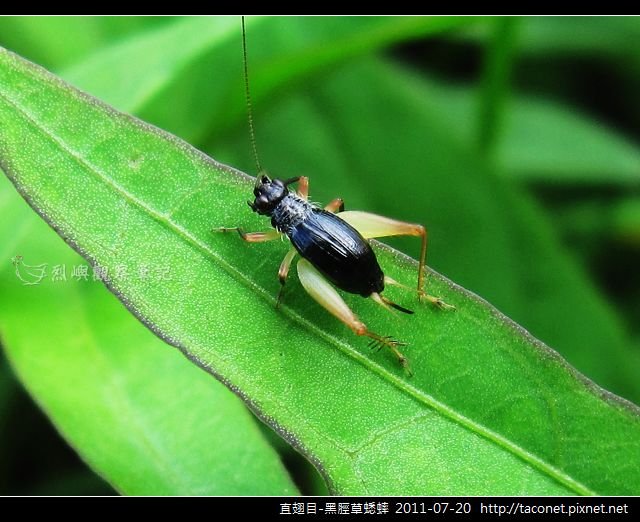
<box><xmin>250</xmin><ymin>175</ymin><xmax>390</xmax><ymax>300</ymax></box>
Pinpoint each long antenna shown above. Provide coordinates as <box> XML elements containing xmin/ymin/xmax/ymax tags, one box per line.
<box><xmin>241</xmin><ymin>16</ymin><xmax>262</xmax><ymax>175</ymax></box>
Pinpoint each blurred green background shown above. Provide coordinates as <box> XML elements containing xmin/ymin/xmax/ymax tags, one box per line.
<box><xmin>1</xmin><ymin>16</ymin><xmax>639</xmax><ymax>495</ymax></box>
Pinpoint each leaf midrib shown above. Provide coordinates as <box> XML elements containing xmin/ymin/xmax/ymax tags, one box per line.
<box><xmin>0</xmin><ymin>75</ymin><xmax>594</xmax><ymax>495</ymax></box>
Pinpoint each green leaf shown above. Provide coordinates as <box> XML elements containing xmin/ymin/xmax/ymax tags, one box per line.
<box><xmin>404</xmin><ymin>77</ymin><xmax>640</xmax><ymax>186</ymax></box>
<box><xmin>2</xmin><ymin>48</ymin><xmax>639</xmax><ymax>495</ymax></box>
<box><xmin>458</xmin><ymin>17</ymin><xmax>640</xmax><ymax>62</ymax></box>
<box><xmin>612</xmin><ymin>197</ymin><xmax>640</xmax><ymax>244</ymax></box>
<box><xmin>0</xmin><ymin>16</ymin><xmax>173</xmax><ymax>70</ymax></box>
<box><xmin>500</xmin><ymin>97</ymin><xmax>640</xmax><ymax>185</ymax></box>
<box><xmin>62</xmin><ymin>15</ymin><xmax>246</xmax><ymax>130</ymax></box>
<box><xmin>0</xmin><ymin>176</ymin><xmax>297</xmax><ymax>496</ymax></box>
<box><xmin>0</xmin><ymin>354</ymin><xmax>15</xmax><ymax>424</ymax></box>
<box><xmin>62</xmin><ymin>16</ymin><xmax>478</xmax><ymax>144</ymax></box>
<box><xmin>476</xmin><ymin>17</ymin><xmax>520</xmax><ymax>155</ymax></box>
<box><xmin>449</xmin><ymin>17</ymin><xmax>640</xmax><ymax>185</ymax></box>
<box><xmin>517</xmin><ymin>16</ymin><xmax>640</xmax><ymax>60</ymax></box>
<box><xmin>0</xmin><ymin>352</ymin><xmax>17</xmax><ymax>490</ymax></box>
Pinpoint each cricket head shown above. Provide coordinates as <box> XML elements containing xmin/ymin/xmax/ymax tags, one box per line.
<box><xmin>248</xmin><ymin>175</ymin><xmax>289</xmax><ymax>216</ymax></box>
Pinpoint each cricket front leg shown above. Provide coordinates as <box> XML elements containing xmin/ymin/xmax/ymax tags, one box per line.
<box><xmin>213</xmin><ymin>227</ymin><xmax>281</xmax><ymax>243</ymax></box>
<box><xmin>324</xmin><ymin>198</ymin><xmax>345</xmax><ymax>213</ymax></box>
<box><xmin>276</xmin><ymin>247</ymin><xmax>297</xmax><ymax>307</ymax></box>
<box><xmin>297</xmin><ymin>176</ymin><xmax>309</xmax><ymax>200</ymax></box>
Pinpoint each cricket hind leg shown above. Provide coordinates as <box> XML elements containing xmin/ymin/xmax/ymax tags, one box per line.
<box><xmin>385</xmin><ymin>276</ymin><xmax>454</xmax><ymax>310</ymax></box>
<box><xmin>337</xmin><ymin>211</ymin><xmax>454</xmax><ymax>309</ymax></box>
<box><xmin>296</xmin><ymin>259</ymin><xmax>412</xmax><ymax>375</ymax></box>
<box><xmin>370</xmin><ymin>292</ymin><xmax>414</xmax><ymax>315</ymax></box>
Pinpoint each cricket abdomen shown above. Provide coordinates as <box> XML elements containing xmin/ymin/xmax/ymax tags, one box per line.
<box><xmin>287</xmin><ymin>208</ymin><xmax>384</xmax><ymax>297</ymax></box>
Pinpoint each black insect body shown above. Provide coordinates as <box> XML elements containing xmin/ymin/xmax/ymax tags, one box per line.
<box><xmin>249</xmin><ymin>176</ymin><xmax>384</xmax><ymax>297</ymax></box>
<box><xmin>275</xmin><ymin>200</ymin><xmax>383</xmax><ymax>299</ymax></box>
<box><xmin>217</xmin><ymin>18</ymin><xmax>454</xmax><ymax>375</ymax></box>
<box><xmin>289</xmin><ymin>207</ymin><xmax>384</xmax><ymax>297</ymax></box>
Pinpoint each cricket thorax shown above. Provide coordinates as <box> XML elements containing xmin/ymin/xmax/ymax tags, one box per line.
<box><xmin>271</xmin><ymin>194</ymin><xmax>314</xmax><ymax>234</ymax></box>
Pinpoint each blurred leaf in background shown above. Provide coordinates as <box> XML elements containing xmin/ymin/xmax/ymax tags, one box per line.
<box><xmin>0</xmin><ymin>16</ymin><xmax>639</xmax><ymax>495</ymax></box>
